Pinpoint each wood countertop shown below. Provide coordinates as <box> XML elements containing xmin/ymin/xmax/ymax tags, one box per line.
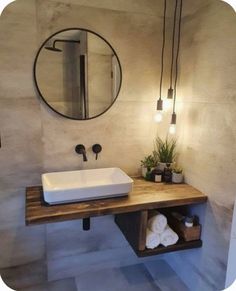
<box><xmin>25</xmin><ymin>178</ymin><xmax>207</xmax><ymax>225</ymax></box>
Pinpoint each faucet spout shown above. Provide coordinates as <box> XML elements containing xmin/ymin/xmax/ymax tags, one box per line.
<box><xmin>82</xmin><ymin>149</ymin><xmax>88</xmax><ymax>162</ymax></box>
<box><xmin>75</xmin><ymin>144</ymin><xmax>88</xmax><ymax>162</ymax></box>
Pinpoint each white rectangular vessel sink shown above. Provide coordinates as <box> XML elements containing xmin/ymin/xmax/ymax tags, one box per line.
<box><xmin>42</xmin><ymin>167</ymin><xmax>133</xmax><ymax>205</ymax></box>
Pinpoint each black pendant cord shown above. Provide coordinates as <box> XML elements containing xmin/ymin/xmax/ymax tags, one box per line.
<box><xmin>172</xmin><ymin>0</ymin><xmax>183</xmax><ymax>114</ymax></box>
<box><xmin>159</xmin><ymin>0</ymin><xmax>167</xmax><ymax>101</ymax></box>
<box><xmin>169</xmin><ymin>0</ymin><xmax>178</xmax><ymax>90</ymax></box>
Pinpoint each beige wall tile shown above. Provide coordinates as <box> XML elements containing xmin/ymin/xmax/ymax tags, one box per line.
<box><xmin>165</xmin><ymin>1</ymin><xmax>236</xmax><ymax>290</ymax></box>
<box><xmin>0</xmin><ymin>188</ymin><xmax>25</xmax><ymax>230</ymax></box>
<box><xmin>0</xmin><ymin>0</ymin><xmax>166</xmax><ymax>273</ymax></box>
<box><xmin>40</xmin><ymin>100</ymin><xmax>158</xmax><ymax>175</ymax></box>
<box><xmin>0</xmin><ymin>97</ymin><xmax>43</xmax><ymax>189</ymax></box>
<box><xmin>0</xmin><ymin>225</ymin><xmax>46</xmax><ymax>268</ymax></box>
<box><xmin>36</xmin><ymin>0</ymin><xmax>166</xmax><ymax>18</ymax></box>
<box><xmin>0</xmin><ymin>0</ymin><xmax>37</xmax><ymax>99</ymax></box>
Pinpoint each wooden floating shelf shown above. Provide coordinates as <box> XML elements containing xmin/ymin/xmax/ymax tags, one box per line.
<box><xmin>25</xmin><ymin>178</ymin><xmax>207</xmax><ymax>225</ymax></box>
<box><xmin>134</xmin><ymin>239</ymin><xmax>202</xmax><ymax>257</ymax></box>
<box><xmin>25</xmin><ymin>177</ymin><xmax>207</xmax><ymax>257</ymax></box>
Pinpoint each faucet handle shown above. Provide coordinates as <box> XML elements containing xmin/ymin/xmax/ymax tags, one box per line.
<box><xmin>92</xmin><ymin>144</ymin><xmax>102</xmax><ymax>160</ymax></box>
<box><xmin>75</xmin><ymin>144</ymin><xmax>85</xmax><ymax>154</ymax></box>
<box><xmin>75</xmin><ymin>144</ymin><xmax>88</xmax><ymax>162</ymax></box>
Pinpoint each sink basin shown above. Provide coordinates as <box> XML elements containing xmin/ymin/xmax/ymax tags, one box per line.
<box><xmin>42</xmin><ymin>167</ymin><xmax>133</xmax><ymax>205</ymax></box>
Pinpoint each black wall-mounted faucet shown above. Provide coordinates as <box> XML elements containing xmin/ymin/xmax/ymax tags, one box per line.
<box><xmin>75</xmin><ymin>144</ymin><xmax>88</xmax><ymax>162</ymax></box>
<box><xmin>92</xmin><ymin>144</ymin><xmax>102</xmax><ymax>160</ymax></box>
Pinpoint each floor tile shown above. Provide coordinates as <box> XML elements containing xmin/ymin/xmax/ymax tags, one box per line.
<box><xmin>145</xmin><ymin>260</ymin><xmax>189</xmax><ymax>291</ymax></box>
<box><xmin>75</xmin><ymin>263</ymin><xmax>160</xmax><ymax>291</ymax></box>
<box><xmin>19</xmin><ymin>278</ymin><xmax>77</xmax><ymax>291</ymax></box>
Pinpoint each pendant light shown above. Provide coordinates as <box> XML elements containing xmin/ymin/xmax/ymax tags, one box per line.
<box><xmin>154</xmin><ymin>0</ymin><xmax>167</xmax><ymax>123</ymax></box>
<box><xmin>169</xmin><ymin>0</ymin><xmax>183</xmax><ymax>135</ymax></box>
<box><xmin>167</xmin><ymin>0</ymin><xmax>178</xmax><ymax>100</ymax></box>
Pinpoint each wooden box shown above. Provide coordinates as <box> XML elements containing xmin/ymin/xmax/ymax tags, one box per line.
<box><xmin>168</xmin><ymin>217</ymin><xmax>201</xmax><ymax>242</ymax></box>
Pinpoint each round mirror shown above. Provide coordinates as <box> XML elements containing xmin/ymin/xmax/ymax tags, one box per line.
<box><xmin>34</xmin><ymin>28</ymin><xmax>122</xmax><ymax>120</ymax></box>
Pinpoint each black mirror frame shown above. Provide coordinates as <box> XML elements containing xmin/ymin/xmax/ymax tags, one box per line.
<box><xmin>33</xmin><ymin>28</ymin><xmax>122</xmax><ymax>120</ymax></box>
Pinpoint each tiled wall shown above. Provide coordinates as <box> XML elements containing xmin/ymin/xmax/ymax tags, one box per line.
<box><xmin>0</xmin><ymin>0</ymin><xmax>170</xmax><ymax>287</ymax></box>
<box><xmin>163</xmin><ymin>1</ymin><xmax>236</xmax><ymax>290</ymax></box>
<box><xmin>0</xmin><ymin>1</ymin><xmax>45</xmax><ymax>274</ymax></box>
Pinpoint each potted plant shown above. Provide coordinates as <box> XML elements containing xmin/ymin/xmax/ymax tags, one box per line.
<box><xmin>140</xmin><ymin>155</ymin><xmax>157</xmax><ymax>177</ymax></box>
<box><xmin>153</xmin><ymin>137</ymin><xmax>177</xmax><ymax>171</ymax></box>
<box><xmin>172</xmin><ymin>166</ymin><xmax>184</xmax><ymax>183</ymax></box>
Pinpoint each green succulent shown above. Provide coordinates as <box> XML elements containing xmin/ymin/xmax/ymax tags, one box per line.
<box><xmin>173</xmin><ymin>166</ymin><xmax>183</xmax><ymax>174</ymax></box>
<box><xmin>141</xmin><ymin>155</ymin><xmax>157</xmax><ymax>170</ymax></box>
<box><xmin>153</xmin><ymin>136</ymin><xmax>177</xmax><ymax>163</ymax></box>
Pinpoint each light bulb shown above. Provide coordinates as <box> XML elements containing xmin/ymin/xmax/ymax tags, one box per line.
<box><xmin>169</xmin><ymin>124</ymin><xmax>176</xmax><ymax>135</ymax></box>
<box><xmin>163</xmin><ymin>98</ymin><xmax>172</xmax><ymax>111</ymax></box>
<box><xmin>154</xmin><ymin>111</ymin><xmax>163</xmax><ymax>123</ymax></box>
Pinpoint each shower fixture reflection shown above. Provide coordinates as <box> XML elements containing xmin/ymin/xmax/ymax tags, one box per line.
<box><xmin>44</xmin><ymin>39</ymin><xmax>80</xmax><ymax>52</ymax></box>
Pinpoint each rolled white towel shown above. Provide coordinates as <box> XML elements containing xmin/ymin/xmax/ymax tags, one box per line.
<box><xmin>147</xmin><ymin>212</ymin><xmax>167</xmax><ymax>234</ymax></box>
<box><xmin>160</xmin><ymin>225</ymin><xmax>179</xmax><ymax>247</ymax></box>
<box><xmin>146</xmin><ymin>228</ymin><xmax>161</xmax><ymax>249</ymax></box>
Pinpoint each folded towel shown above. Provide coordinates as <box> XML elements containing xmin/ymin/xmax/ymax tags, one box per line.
<box><xmin>146</xmin><ymin>228</ymin><xmax>161</xmax><ymax>249</ymax></box>
<box><xmin>147</xmin><ymin>212</ymin><xmax>167</xmax><ymax>234</ymax></box>
<box><xmin>160</xmin><ymin>225</ymin><xmax>179</xmax><ymax>247</ymax></box>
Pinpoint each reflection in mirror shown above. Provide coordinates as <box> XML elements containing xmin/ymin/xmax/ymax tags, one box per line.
<box><xmin>34</xmin><ymin>29</ymin><xmax>122</xmax><ymax>120</ymax></box>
